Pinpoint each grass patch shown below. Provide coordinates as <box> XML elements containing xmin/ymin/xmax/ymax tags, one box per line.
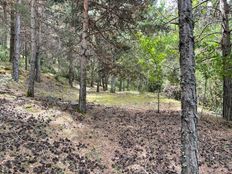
<box><xmin>87</xmin><ymin>91</ymin><xmax>180</xmax><ymax>110</ymax></box>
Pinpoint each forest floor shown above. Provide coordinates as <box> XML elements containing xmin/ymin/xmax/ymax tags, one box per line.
<box><xmin>1</xmin><ymin>65</ymin><xmax>232</xmax><ymax>174</ymax></box>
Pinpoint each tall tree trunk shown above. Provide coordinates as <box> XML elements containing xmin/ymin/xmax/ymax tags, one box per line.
<box><xmin>12</xmin><ymin>0</ymin><xmax>21</xmax><ymax>82</ymax></box>
<box><xmin>3</xmin><ymin>1</ymin><xmax>8</xmax><ymax>48</ymax></box>
<box><xmin>27</xmin><ymin>0</ymin><xmax>36</xmax><ymax>97</ymax></box>
<box><xmin>97</xmin><ymin>79</ymin><xmax>100</xmax><ymax>92</ymax></box>
<box><xmin>119</xmin><ymin>79</ymin><xmax>122</xmax><ymax>92</ymax></box>
<box><xmin>96</xmin><ymin>71</ymin><xmax>100</xmax><ymax>92</ymax></box>
<box><xmin>90</xmin><ymin>70</ymin><xmax>94</xmax><ymax>87</ymax></box>
<box><xmin>9</xmin><ymin>5</ymin><xmax>15</xmax><ymax>62</ymax></box>
<box><xmin>35</xmin><ymin>18</ymin><xmax>42</xmax><ymax>82</ymax></box>
<box><xmin>68</xmin><ymin>54</ymin><xmax>74</xmax><ymax>87</ymax></box>
<box><xmin>178</xmin><ymin>0</ymin><xmax>199</xmax><ymax>174</ymax></box>
<box><xmin>102</xmin><ymin>77</ymin><xmax>105</xmax><ymax>90</ymax></box>
<box><xmin>127</xmin><ymin>79</ymin><xmax>130</xmax><ymax>91</ymax></box>
<box><xmin>24</xmin><ymin>42</ymin><xmax>28</xmax><ymax>70</ymax></box>
<box><xmin>220</xmin><ymin>0</ymin><xmax>232</xmax><ymax>121</ymax></box>
<box><xmin>201</xmin><ymin>75</ymin><xmax>208</xmax><ymax>116</ymax></box>
<box><xmin>157</xmin><ymin>88</ymin><xmax>160</xmax><ymax>113</ymax></box>
<box><xmin>110</xmin><ymin>76</ymin><xmax>116</xmax><ymax>93</ymax></box>
<box><xmin>103</xmin><ymin>76</ymin><xmax>108</xmax><ymax>91</ymax></box>
<box><xmin>78</xmin><ymin>0</ymin><xmax>88</xmax><ymax>113</ymax></box>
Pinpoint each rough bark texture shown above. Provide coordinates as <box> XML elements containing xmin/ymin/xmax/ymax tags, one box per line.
<box><xmin>110</xmin><ymin>76</ymin><xmax>116</xmax><ymax>93</ymax></box>
<box><xmin>35</xmin><ymin>51</ymin><xmax>41</xmax><ymax>82</ymax></box>
<box><xmin>78</xmin><ymin>0</ymin><xmax>88</xmax><ymax>113</ymax></box>
<box><xmin>12</xmin><ymin>0</ymin><xmax>21</xmax><ymax>82</ymax></box>
<box><xmin>3</xmin><ymin>1</ymin><xmax>8</xmax><ymax>47</ymax></box>
<box><xmin>178</xmin><ymin>0</ymin><xmax>199</xmax><ymax>174</ymax></box>
<box><xmin>220</xmin><ymin>0</ymin><xmax>232</xmax><ymax>121</ymax></box>
<box><xmin>24</xmin><ymin>42</ymin><xmax>28</xmax><ymax>70</ymax></box>
<box><xmin>35</xmin><ymin>18</ymin><xmax>42</xmax><ymax>82</ymax></box>
<box><xmin>68</xmin><ymin>55</ymin><xmax>74</xmax><ymax>88</ymax></box>
<box><xmin>9</xmin><ymin>5</ymin><xmax>15</xmax><ymax>62</ymax></box>
<box><xmin>27</xmin><ymin>0</ymin><xmax>37</xmax><ymax>97</ymax></box>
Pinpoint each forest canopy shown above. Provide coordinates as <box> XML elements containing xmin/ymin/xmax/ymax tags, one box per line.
<box><xmin>0</xmin><ymin>0</ymin><xmax>232</xmax><ymax>174</ymax></box>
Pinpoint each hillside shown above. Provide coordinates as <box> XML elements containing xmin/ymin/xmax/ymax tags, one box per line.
<box><xmin>0</xmin><ymin>66</ymin><xmax>232</xmax><ymax>174</ymax></box>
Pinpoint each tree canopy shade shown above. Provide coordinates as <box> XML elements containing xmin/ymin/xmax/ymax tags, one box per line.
<box><xmin>1</xmin><ymin>0</ymin><xmax>232</xmax><ymax>173</ymax></box>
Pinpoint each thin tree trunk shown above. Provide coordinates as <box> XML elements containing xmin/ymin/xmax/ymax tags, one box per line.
<box><xmin>12</xmin><ymin>0</ymin><xmax>21</xmax><ymax>82</ymax></box>
<box><xmin>105</xmin><ymin>77</ymin><xmax>108</xmax><ymax>91</ymax></box>
<box><xmin>27</xmin><ymin>0</ymin><xmax>37</xmax><ymax>97</ymax></box>
<box><xmin>35</xmin><ymin>51</ymin><xmax>41</xmax><ymax>82</ymax></box>
<box><xmin>35</xmin><ymin>19</ymin><xmax>42</xmax><ymax>82</ymax></box>
<box><xmin>90</xmin><ymin>71</ymin><xmax>94</xmax><ymax>87</ymax></box>
<box><xmin>3</xmin><ymin>1</ymin><xmax>8</xmax><ymax>48</ymax></box>
<box><xmin>110</xmin><ymin>76</ymin><xmax>116</xmax><ymax>93</ymax></box>
<box><xmin>103</xmin><ymin>76</ymin><xmax>108</xmax><ymax>91</ymax></box>
<box><xmin>178</xmin><ymin>0</ymin><xmax>199</xmax><ymax>173</ymax></box>
<box><xmin>220</xmin><ymin>0</ymin><xmax>232</xmax><ymax>121</ymax></box>
<box><xmin>201</xmin><ymin>76</ymin><xmax>208</xmax><ymax>116</ymax></box>
<box><xmin>127</xmin><ymin>79</ymin><xmax>130</xmax><ymax>91</ymax></box>
<box><xmin>157</xmin><ymin>88</ymin><xmax>160</xmax><ymax>113</ymax></box>
<box><xmin>68</xmin><ymin>55</ymin><xmax>74</xmax><ymax>87</ymax></box>
<box><xmin>119</xmin><ymin>79</ymin><xmax>122</xmax><ymax>92</ymax></box>
<box><xmin>97</xmin><ymin>81</ymin><xmax>100</xmax><ymax>92</ymax></box>
<box><xmin>9</xmin><ymin>5</ymin><xmax>15</xmax><ymax>62</ymax></box>
<box><xmin>102</xmin><ymin>77</ymin><xmax>105</xmax><ymax>90</ymax></box>
<box><xmin>24</xmin><ymin>42</ymin><xmax>28</xmax><ymax>70</ymax></box>
<box><xmin>78</xmin><ymin>0</ymin><xmax>88</xmax><ymax>113</ymax></box>
<box><xmin>96</xmin><ymin>71</ymin><xmax>100</xmax><ymax>92</ymax></box>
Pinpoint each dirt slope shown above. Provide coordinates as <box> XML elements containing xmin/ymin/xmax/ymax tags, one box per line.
<box><xmin>0</xmin><ymin>72</ymin><xmax>232</xmax><ymax>174</ymax></box>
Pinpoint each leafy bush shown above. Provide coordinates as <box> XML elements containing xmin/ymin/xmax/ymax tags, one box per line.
<box><xmin>0</xmin><ymin>46</ymin><xmax>8</xmax><ymax>61</ymax></box>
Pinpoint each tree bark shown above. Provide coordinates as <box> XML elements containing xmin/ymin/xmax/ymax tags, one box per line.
<box><xmin>2</xmin><ymin>1</ymin><xmax>8</xmax><ymax>48</ymax></box>
<box><xmin>27</xmin><ymin>0</ymin><xmax>37</xmax><ymax>97</ymax></box>
<box><xmin>157</xmin><ymin>88</ymin><xmax>160</xmax><ymax>113</ymax></box>
<box><xmin>35</xmin><ymin>16</ymin><xmax>42</xmax><ymax>82</ymax></box>
<box><xmin>127</xmin><ymin>79</ymin><xmax>130</xmax><ymax>91</ymax></box>
<box><xmin>24</xmin><ymin>42</ymin><xmax>28</xmax><ymax>70</ymax></box>
<box><xmin>119</xmin><ymin>79</ymin><xmax>122</xmax><ymax>92</ymax></box>
<box><xmin>220</xmin><ymin>0</ymin><xmax>232</xmax><ymax>121</ymax></box>
<box><xmin>90</xmin><ymin>71</ymin><xmax>94</xmax><ymax>87</ymax></box>
<box><xmin>78</xmin><ymin>0</ymin><xmax>88</xmax><ymax>113</ymax></box>
<box><xmin>103</xmin><ymin>76</ymin><xmax>108</xmax><ymax>91</ymax></box>
<box><xmin>96</xmin><ymin>71</ymin><xmax>100</xmax><ymax>92</ymax></box>
<box><xmin>12</xmin><ymin>0</ymin><xmax>21</xmax><ymax>82</ymax></box>
<box><xmin>178</xmin><ymin>0</ymin><xmax>199</xmax><ymax>174</ymax></box>
<box><xmin>68</xmin><ymin>54</ymin><xmax>74</xmax><ymax>87</ymax></box>
<box><xmin>9</xmin><ymin>5</ymin><xmax>15</xmax><ymax>62</ymax></box>
<box><xmin>110</xmin><ymin>76</ymin><xmax>116</xmax><ymax>93</ymax></box>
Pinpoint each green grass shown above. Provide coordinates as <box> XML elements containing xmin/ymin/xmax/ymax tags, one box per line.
<box><xmin>87</xmin><ymin>91</ymin><xmax>180</xmax><ymax>110</ymax></box>
<box><xmin>0</xmin><ymin>61</ymin><xmax>180</xmax><ymax>111</ymax></box>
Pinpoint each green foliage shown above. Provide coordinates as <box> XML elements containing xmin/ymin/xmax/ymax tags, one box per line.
<box><xmin>137</xmin><ymin>32</ymin><xmax>176</xmax><ymax>91</ymax></box>
<box><xmin>0</xmin><ymin>45</ymin><xmax>8</xmax><ymax>61</ymax></box>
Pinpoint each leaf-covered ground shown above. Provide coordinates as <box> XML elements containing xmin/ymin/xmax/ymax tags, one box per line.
<box><xmin>0</xmin><ymin>67</ymin><xmax>232</xmax><ymax>174</ymax></box>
